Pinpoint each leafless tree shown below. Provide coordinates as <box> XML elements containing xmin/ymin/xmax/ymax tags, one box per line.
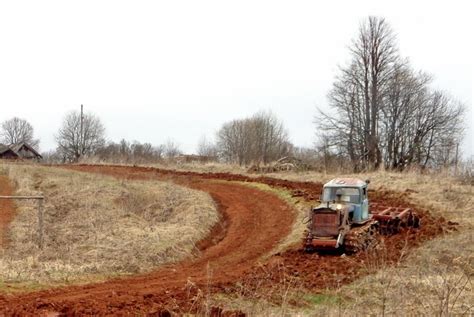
<box><xmin>163</xmin><ymin>139</ymin><xmax>182</xmax><ymax>159</ymax></box>
<box><xmin>55</xmin><ymin>110</ymin><xmax>106</xmax><ymax>162</ymax></box>
<box><xmin>317</xmin><ymin>16</ymin><xmax>465</xmax><ymax>171</ymax></box>
<box><xmin>250</xmin><ymin>111</ymin><xmax>291</xmax><ymax>164</ymax></box>
<box><xmin>216</xmin><ymin>118</ymin><xmax>252</xmax><ymax>165</ymax></box>
<box><xmin>94</xmin><ymin>139</ymin><xmax>164</xmax><ymax>163</ymax></box>
<box><xmin>0</xmin><ymin>117</ymin><xmax>40</xmax><ymax>149</ymax></box>
<box><xmin>216</xmin><ymin>111</ymin><xmax>292</xmax><ymax>165</ymax></box>
<box><xmin>318</xmin><ymin>16</ymin><xmax>398</xmax><ymax>170</ymax></box>
<box><xmin>196</xmin><ymin>135</ymin><xmax>218</xmax><ymax>158</ymax></box>
<box><xmin>381</xmin><ymin>65</ymin><xmax>464</xmax><ymax>169</ymax></box>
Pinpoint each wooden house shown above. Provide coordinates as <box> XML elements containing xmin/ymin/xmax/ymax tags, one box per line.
<box><xmin>0</xmin><ymin>142</ymin><xmax>42</xmax><ymax>160</ymax></box>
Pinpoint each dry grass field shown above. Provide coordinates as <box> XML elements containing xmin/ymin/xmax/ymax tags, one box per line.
<box><xmin>0</xmin><ymin>164</ymin><xmax>219</xmax><ymax>290</ymax></box>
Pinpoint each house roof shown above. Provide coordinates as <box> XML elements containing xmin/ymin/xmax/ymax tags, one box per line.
<box><xmin>0</xmin><ymin>144</ymin><xmax>20</xmax><ymax>157</ymax></box>
<box><xmin>0</xmin><ymin>142</ymin><xmax>42</xmax><ymax>159</ymax></box>
<box><xmin>10</xmin><ymin>142</ymin><xmax>42</xmax><ymax>158</ymax></box>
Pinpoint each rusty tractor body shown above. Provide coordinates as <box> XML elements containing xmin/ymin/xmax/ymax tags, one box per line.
<box><xmin>305</xmin><ymin>178</ymin><xmax>420</xmax><ymax>253</ymax></box>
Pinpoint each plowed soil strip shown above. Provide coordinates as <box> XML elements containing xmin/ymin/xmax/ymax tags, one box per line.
<box><xmin>0</xmin><ymin>174</ymin><xmax>15</xmax><ymax>248</ymax></box>
<box><xmin>0</xmin><ymin>165</ymin><xmax>294</xmax><ymax>315</ymax></box>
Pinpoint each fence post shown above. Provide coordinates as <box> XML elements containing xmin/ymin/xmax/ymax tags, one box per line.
<box><xmin>38</xmin><ymin>199</ymin><xmax>44</xmax><ymax>249</ymax></box>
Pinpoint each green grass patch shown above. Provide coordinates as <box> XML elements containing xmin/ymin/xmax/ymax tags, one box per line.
<box><xmin>304</xmin><ymin>292</ymin><xmax>342</xmax><ymax>305</ymax></box>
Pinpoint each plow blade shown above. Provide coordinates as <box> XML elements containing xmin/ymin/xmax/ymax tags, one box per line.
<box><xmin>305</xmin><ymin>238</ymin><xmax>338</xmax><ymax>251</ymax></box>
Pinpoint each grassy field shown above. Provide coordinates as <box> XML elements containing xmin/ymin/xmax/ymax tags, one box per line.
<box><xmin>0</xmin><ymin>164</ymin><xmax>219</xmax><ymax>291</ymax></box>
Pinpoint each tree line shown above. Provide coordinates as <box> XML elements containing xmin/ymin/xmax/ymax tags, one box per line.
<box><xmin>0</xmin><ymin>113</ymin><xmax>183</xmax><ymax>163</ymax></box>
<box><xmin>1</xmin><ymin>110</ymin><xmax>293</xmax><ymax>165</ymax></box>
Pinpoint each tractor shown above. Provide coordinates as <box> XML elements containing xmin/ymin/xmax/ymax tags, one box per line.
<box><xmin>304</xmin><ymin>178</ymin><xmax>420</xmax><ymax>253</ymax></box>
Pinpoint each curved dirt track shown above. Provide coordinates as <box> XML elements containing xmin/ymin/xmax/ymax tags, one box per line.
<box><xmin>0</xmin><ymin>175</ymin><xmax>15</xmax><ymax>248</ymax></box>
<box><xmin>0</xmin><ymin>165</ymin><xmax>295</xmax><ymax>315</ymax></box>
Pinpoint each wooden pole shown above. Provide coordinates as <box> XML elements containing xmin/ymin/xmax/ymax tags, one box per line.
<box><xmin>80</xmin><ymin>104</ymin><xmax>84</xmax><ymax>158</ymax></box>
<box><xmin>38</xmin><ymin>199</ymin><xmax>44</xmax><ymax>249</ymax></box>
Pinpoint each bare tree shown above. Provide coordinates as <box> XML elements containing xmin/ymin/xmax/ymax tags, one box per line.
<box><xmin>163</xmin><ymin>139</ymin><xmax>182</xmax><ymax>159</ymax></box>
<box><xmin>196</xmin><ymin>135</ymin><xmax>218</xmax><ymax>158</ymax></box>
<box><xmin>0</xmin><ymin>117</ymin><xmax>40</xmax><ymax>149</ymax></box>
<box><xmin>318</xmin><ymin>16</ymin><xmax>398</xmax><ymax>170</ymax></box>
<box><xmin>216</xmin><ymin>111</ymin><xmax>291</xmax><ymax>165</ymax></box>
<box><xmin>55</xmin><ymin>110</ymin><xmax>106</xmax><ymax>162</ymax></box>
<box><xmin>355</xmin><ymin>17</ymin><xmax>398</xmax><ymax>168</ymax></box>
<box><xmin>94</xmin><ymin>139</ymin><xmax>164</xmax><ymax>163</ymax></box>
<box><xmin>250</xmin><ymin>111</ymin><xmax>291</xmax><ymax>164</ymax></box>
<box><xmin>216</xmin><ymin>119</ymin><xmax>253</xmax><ymax>165</ymax></box>
<box><xmin>317</xmin><ymin>16</ymin><xmax>465</xmax><ymax>171</ymax></box>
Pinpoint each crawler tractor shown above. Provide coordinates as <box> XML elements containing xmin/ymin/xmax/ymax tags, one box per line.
<box><xmin>304</xmin><ymin>178</ymin><xmax>420</xmax><ymax>253</ymax></box>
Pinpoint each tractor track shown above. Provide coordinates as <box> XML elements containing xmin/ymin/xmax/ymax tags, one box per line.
<box><xmin>0</xmin><ymin>165</ymin><xmax>453</xmax><ymax>316</ymax></box>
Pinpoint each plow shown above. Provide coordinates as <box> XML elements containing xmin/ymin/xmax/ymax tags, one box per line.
<box><xmin>304</xmin><ymin>178</ymin><xmax>421</xmax><ymax>253</ymax></box>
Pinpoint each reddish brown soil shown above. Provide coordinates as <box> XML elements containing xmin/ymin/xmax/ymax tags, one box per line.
<box><xmin>0</xmin><ymin>165</ymin><xmax>453</xmax><ymax>316</ymax></box>
<box><xmin>0</xmin><ymin>174</ymin><xmax>15</xmax><ymax>248</ymax></box>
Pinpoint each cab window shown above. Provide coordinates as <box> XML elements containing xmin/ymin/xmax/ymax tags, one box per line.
<box><xmin>322</xmin><ymin>187</ymin><xmax>361</xmax><ymax>204</ymax></box>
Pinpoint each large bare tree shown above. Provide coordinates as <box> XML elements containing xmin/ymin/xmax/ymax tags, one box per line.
<box><xmin>55</xmin><ymin>111</ymin><xmax>106</xmax><ymax>162</ymax></box>
<box><xmin>317</xmin><ymin>16</ymin><xmax>464</xmax><ymax>171</ymax></box>
<box><xmin>0</xmin><ymin>117</ymin><xmax>40</xmax><ymax>149</ymax></box>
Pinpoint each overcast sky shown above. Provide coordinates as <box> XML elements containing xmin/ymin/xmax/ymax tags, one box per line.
<box><xmin>0</xmin><ymin>0</ymin><xmax>472</xmax><ymax>157</ymax></box>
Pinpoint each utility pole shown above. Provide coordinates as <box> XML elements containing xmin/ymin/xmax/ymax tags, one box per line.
<box><xmin>80</xmin><ymin>104</ymin><xmax>84</xmax><ymax>157</ymax></box>
<box><xmin>454</xmin><ymin>142</ymin><xmax>459</xmax><ymax>176</ymax></box>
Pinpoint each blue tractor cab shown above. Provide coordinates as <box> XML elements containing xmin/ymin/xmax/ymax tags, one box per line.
<box><xmin>320</xmin><ymin>178</ymin><xmax>370</xmax><ymax>224</ymax></box>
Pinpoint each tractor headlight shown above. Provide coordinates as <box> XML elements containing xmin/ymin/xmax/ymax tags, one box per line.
<box><xmin>336</xmin><ymin>204</ymin><xmax>342</xmax><ymax>210</ymax></box>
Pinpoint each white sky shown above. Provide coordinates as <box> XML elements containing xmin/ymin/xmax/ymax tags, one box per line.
<box><xmin>0</xmin><ymin>0</ymin><xmax>472</xmax><ymax>156</ymax></box>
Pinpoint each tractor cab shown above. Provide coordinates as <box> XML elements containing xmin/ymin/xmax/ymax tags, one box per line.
<box><xmin>320</xmin><ymin>178</ymin><xmax>369</xmax><ymax>224</ymax></box>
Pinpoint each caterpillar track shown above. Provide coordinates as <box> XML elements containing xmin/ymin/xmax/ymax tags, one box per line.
<box><xmin>343</xmin><ymin>221</ymin><xmax>379</xmax><ymax>253</ymax></box>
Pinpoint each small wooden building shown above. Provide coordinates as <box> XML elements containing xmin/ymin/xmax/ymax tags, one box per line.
<box><xmin>10</xmin><ymin>142</ymin><xmax>42</xmax><ymax>160</ymax></box>
<box><xmin>0</xmin><ymin>142</ymin><xmax>42</xmax><ymax>160</ymax></box>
